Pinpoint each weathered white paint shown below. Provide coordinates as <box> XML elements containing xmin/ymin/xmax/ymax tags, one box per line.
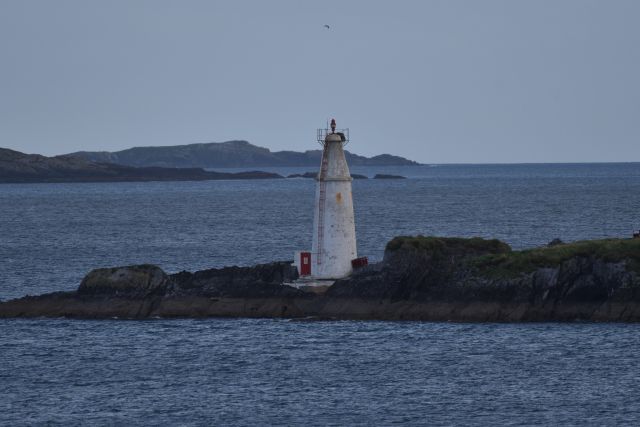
<box><xmin>292</xmin><ymin>250</ymin><xmax>303</xmax><ymax>274</ymax></box>
<box><xmin>311</xmin><ymin>132</ymin><xmax>357</xmax><ymax>279</ymax></box>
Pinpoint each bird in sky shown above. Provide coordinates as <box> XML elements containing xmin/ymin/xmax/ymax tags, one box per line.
<box><xmin>324</xmin><ymin>24</ymin><xmax>330</xmax><ymax>29</ymax></box>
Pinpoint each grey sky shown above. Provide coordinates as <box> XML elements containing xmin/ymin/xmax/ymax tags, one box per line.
<box><xmin>1</xmin><ymin>0</ymin><xmax>638</xmax><ymax>163</ymax></box>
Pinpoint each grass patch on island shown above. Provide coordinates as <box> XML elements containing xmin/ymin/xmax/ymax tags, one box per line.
<box><xmin>472</xmin><ymin>238</ymin><xmax>640</xmax><ymax>278</ymax></box>
<box><xmin>385</xmin><ymin>235</ymin><xmax>640</xmax><ymax>278</ymax></box>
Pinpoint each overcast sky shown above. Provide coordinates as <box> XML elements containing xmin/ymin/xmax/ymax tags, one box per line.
<box><xmin>1</xmin><ymin>0</ymin><xmax>639</xmax><ymax>163</ymax></box>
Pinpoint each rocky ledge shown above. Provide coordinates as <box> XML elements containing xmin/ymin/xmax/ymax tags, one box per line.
<box><xmin>2</xmin><ymin>236</ymin><xmax>640</xmax><ymax>322</ymax></box>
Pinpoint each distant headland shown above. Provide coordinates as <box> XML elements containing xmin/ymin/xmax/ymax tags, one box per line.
<box><xmin>0</xmin><ymin>147</ymin><xmax>281</xmax><ymax>184</ymax></box>
<box><xmin>0</xmin><ymin>141</ymin><xmax>418</xmax><ymax>184</ymax></box>
<box><xmin>2</xmin><ymin>236</ymin><xmax>640</xmax><ymax>322</ymax></box>
<box><xmin>67</xmin><ymin>140</ymin><xmax>420</xmax><ymax>168</ymax></box>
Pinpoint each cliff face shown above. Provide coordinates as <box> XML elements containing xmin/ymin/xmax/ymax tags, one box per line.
<box><xmin>2</xmin><ymin>237</ymin><xmax>640</xmax><ymax>321</ymax></box>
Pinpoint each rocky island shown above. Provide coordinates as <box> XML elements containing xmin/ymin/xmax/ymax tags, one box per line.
<box><xmin>2</xmin><ymin>236</ymin><xmax>640</xmax><ymax>322</ymax></box>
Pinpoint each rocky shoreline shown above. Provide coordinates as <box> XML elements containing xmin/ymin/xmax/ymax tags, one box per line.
<box><xmin>2</xmin><ymin>236</ymin><xmax>640</xmax><ymax>321</ymax></box>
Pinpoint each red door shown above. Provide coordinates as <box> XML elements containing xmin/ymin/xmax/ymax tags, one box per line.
<box><xmin>300</xmin><ymin>252</ymin><xmax>311</xmax><ymax>276</ymax></box>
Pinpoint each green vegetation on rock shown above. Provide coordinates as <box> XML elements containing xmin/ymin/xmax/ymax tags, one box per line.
<box><xmin>473</xmin><ymin>238</ymin><xmax>640</xmax><ymax>278</ymax></box>
<box><xmin>384</xmin><ymin>235</ymin><xmax>640</xmax><ymax>278</ymax></box>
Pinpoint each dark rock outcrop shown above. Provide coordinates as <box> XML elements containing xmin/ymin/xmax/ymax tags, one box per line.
<box><xmin>0</xmin><ymin>261</ymin><xmax>303</xmax><ymax>319</ymax></box>
<box><xmin>328</xmin><ymin>237</ymin><xmax>512</xmax><ymax>301</ymax></box>
<box><xmin>79</xmin><ymin>265</ymin><xmax>169</xmax><ymax>297</ymax></box>
<box><xmin>168</xmin><ymin>262</ymin><xmax>301</xmax><ymax>298</ymax></box>
<box><xmin>326</xmin><ymin>236</ymin><xmax>640</xmax><ymax>321</ymax></box>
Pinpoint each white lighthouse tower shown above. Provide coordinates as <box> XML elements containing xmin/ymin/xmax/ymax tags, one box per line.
<box><xmin>308</xmin><ymin>118</ymin><xmax>358</xmax><ymax>279</ymax></box>
<box><xmin>291</xmin><ymin>119</ymin><xmax>360</xmax><ymax>283</ymax></box>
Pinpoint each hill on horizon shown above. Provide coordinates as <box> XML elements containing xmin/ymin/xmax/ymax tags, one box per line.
<box><xmin>0</xmin><ymin>147</ymin><xmax>281</xmax><ymax>183</ymax></box>
<box><xmin>68</xmin><ymin>140</ymin><xmax>420</xmax><ymax>168</ymax></box>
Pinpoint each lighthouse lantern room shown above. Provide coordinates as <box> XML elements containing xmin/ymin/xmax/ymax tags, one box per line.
<box><xmin>294</xmin><ymin>119</ymin><xmax>358</xmax><ymax>280</ymax></box>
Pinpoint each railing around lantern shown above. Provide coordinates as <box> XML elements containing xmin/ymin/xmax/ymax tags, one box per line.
<box><xmin>317</xmin><ymin>128</ymin><xmax>350</xmax><ymax>146</ymax></box>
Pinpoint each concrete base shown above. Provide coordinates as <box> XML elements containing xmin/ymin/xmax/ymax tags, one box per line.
<box><xmin>283</xmin><ymin>277</ymin><xmax>336</xmax><ymax>294</ymax></box>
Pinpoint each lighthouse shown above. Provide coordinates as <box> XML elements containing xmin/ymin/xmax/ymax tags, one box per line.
<box><xmin>294</xmin><ymin>119</ymin><xmax>358</xmax><ymax>280</ymax></box>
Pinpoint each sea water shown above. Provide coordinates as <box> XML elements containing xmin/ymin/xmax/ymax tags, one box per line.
<box><xmin>1</xmin><ymin>163</ymin><xmax>640</xmax><ymax>425</ymax></box>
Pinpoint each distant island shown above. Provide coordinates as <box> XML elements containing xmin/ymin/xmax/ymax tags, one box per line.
<box><xmin>68</xmin><ymin>140</ymin><xmax>420</xmax><ymax>168</ymax></box>
<box><xmin>2</xmin><ymin>236</ymin><xmax>640</xmax><ymax>322</ymax></box>
<box><xmin>0</xmin><ymin>147</ymin><xmax>411</xmax><ymax>184</ymax></box>
<box><xmin>1</xmin><ymin>140</ymin><xmax>418</xmax><ymax>184</ymax></box>
<box><xmin>0</xmin><ymin>148</ymin><xmax>281</xmax><ymax>184</ymax></box>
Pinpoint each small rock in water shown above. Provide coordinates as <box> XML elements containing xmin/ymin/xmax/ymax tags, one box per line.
<box><xmin>373</xmin><ymin>174</ymin><xmax>406</xmax><ymax>179</ymax></box>
<box><xmin>547</xmin><ymin>238</ymin><xmax>564</xmax><ymax>247</ymax></box>
<box><xmin>286</xmin><ymin>172</ymin><xmax>317</xmax><ymax>179</ymax></box>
